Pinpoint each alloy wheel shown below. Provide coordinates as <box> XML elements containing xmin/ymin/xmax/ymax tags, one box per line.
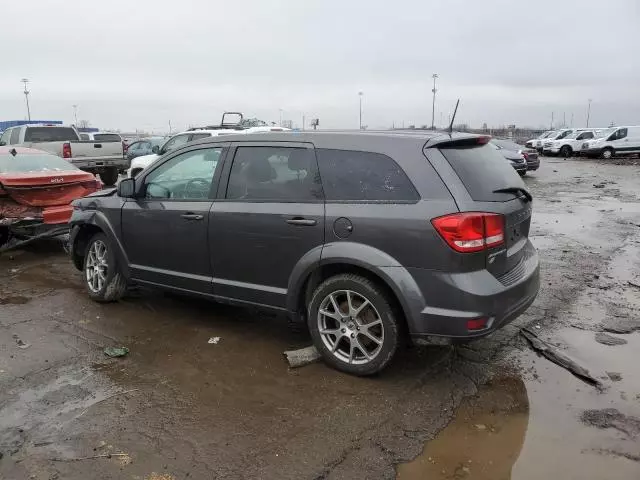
<box><xmin>86</xmin><ymin>240</ymin><xmax>108</xmax><ymax>293</ymax></box>
<box><xmin>317</xmin><ymin>290</ymin><xmax>384</xmax><ymax>365</ymax></box>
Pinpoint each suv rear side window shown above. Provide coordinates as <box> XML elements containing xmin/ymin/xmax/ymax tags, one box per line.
<box><xmin>316</xmin><ymin>149</ymin><xmax>419</xmax><ymax>202</ymax></box>
<box><xmin>226</xmin><ymin>146</ymin><xmax>322</xmax><ymax>201</ymax></box>
<box><xmin>438</xmin><ymin>143</ymin><xmax>523</xmax><ymax>202</ymax></box>
<box><xmin>24</xmin><ymin>127</ymin><xmax>78</xmax><ymax>142</ymax></box>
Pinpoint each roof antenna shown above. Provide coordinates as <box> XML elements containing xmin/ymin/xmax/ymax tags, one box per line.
<box><xmin>447</xmin><ymin>99</ymin><xmax>460</xmax><ymax>134</ymax></box>
<box><xmin>9</xmin><ymin>148</ymin><xmax>17</xmax><ymax>157</ymax></box>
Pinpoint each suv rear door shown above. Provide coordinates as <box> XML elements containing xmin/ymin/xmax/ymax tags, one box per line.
<box><xmin>426</xmin><ymin>139</ymin><xmax>533</xmax><ymax>281</ymax></box>
<box><xmin>209</xmin><ymin>141</ymin><xmax>324</xmax><ymax>308</ymax></box>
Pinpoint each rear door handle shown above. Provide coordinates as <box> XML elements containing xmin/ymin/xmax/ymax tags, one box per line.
<box><xmin>286</xmin><ymin>218</ymin><xmax>317</xmax><ymax>226</ymax></box>
<box><xmin>181</xmin><ymin>213</ymin><xmax>204</xmax><ymax>221</ymax></box>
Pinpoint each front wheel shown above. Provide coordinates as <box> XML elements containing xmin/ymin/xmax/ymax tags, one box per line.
<box><xmin>308</xmin><ymin>274</ymin><xmax>400</xmax><ymax>376</ymax></box>
<box><xmin>518</xmin><ymin>170</ymin><xmax>527</xmax><ymax>177</ymax></box>
<box><xmin>601</xmin><ymin>148</ymin><xmax>614</xmax><ymax>160</ymax></box>
<box><xmin>83</xmin><ymin>232</ymin><xmax>127</xmax><ymax>302</ymax></box>
<box><xmin>100</xmin><ymin>167</ymin><xmax>119</xmax><ymax>186</ymax></box>
<box><xmin>559</xmin><ymin>146</ymin><xmax>572</xmax><ymax>157</ymax></box>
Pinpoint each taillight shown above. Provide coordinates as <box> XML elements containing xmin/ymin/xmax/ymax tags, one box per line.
<box><xmin>62</xmin><ymin>142</ymin><xmax>72</xmax><ymax>159</ymax></box>
<box><xmin>521</xmin><ymin>151</ymin><xmax>529</xmax><ymax>160</ymax></box>
<box><xmin>431</xmin><ymin>213</ymin><xmax>505</xmax><ymax>253</ymax></box>
<box><xmin>122</xmin><ymin>140</ymin><xmax>128</xmax><ymax>154</ymax></box>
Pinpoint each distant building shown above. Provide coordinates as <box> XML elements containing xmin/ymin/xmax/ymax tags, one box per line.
<box><xmin>0</xmin><ymin>119</ymin><xmax>63</xmax><ymax>132</ymax></box>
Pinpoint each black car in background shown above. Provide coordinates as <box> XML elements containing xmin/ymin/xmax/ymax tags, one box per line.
<box><xmin>491</xmin><ymin>139</ymin><xmax>540</xmax><ymax>176</ymax></box>
<box><xmin>126</xmin><ymin>137</ymin><xmax>166</xmax><ymax>161</ymax></box>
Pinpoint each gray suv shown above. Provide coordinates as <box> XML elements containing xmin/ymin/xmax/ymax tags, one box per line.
<box><xmin>69</xmin><ymin>131</ymin><xmax>539</xmax><ymax>375</ymax></box>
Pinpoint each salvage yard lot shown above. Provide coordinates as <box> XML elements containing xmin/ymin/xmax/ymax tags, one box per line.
<box><xmin>1</xmin><ymin>157</ymin><xmax>640</xmax><ymax>479</ymax></box>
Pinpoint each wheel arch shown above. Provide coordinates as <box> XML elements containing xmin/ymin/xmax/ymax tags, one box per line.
<box><xmin>287</xmin><ymin>243</ymin><xmax>425</xmax><ymax>335</ymax></box>
<box><xmin>70</xmin><ymin>211</ymin><xmax>130</xmax><ymax>277</ymax></box>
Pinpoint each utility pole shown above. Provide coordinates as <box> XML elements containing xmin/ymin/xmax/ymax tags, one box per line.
<box><xmin>551</xmin><ymin>112</ymin><xmax>554</xmax><ymax>130</ymax></box>
<box><xmin>21</xmin><ymin>78</ymin><xmax>31</xmax><ymax>121</ymax></box>
<box><xmin>279</xmin><ymin>108</ymin><xmax>283</xmax><ymax>127</ymax></box>
<box><xmin>563</xmin><ymin>112</ymin><xmax>566</xmax><ymax>128</ymax></box>
<box><xmin>570</xmin><ymin>113</ymin><xmax>574</xmax><ymax>127</ymax></box>
<box><xmin>72</xmin><ymin>104</ymin><xmax>79</xmax><ymax>126</ymax></box>
<box><xmin>168</xmin><ymin>120</ymin><xmax>172</xmax><ymax>135</ymax></box>
<box><xmin>586</xmin><ymin>99</ymin><xmax>592</xmax><ymax>127</ymax></box>
<box><xmin>302</xmin><ymin>114</ymin><xmax>305</xmax><ymax>131</ymax></box>
<box><xmin>431</xmin><ymin>74</ymin><xmax>438</xmax><ymax>130</ymax></box>
<box><xmin>358</xmin><ymin>92</ymin><xmax>363</xmax><ymax>130</ymax></box>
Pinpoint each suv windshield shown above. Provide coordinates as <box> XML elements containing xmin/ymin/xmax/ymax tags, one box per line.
<box><xmin>596</xmin><ymin>128</ymin><xmax>616</xmax><ymax>138</ymax></box>
<box><xmin>555</xmin><ymin>130</ymin><xmax>573</xmax><ymax>140</ymax></box>
<box><xmin>24</xmin><ymin>127</ymin><xmax>79</xmax><ymax>142</ymax></box>
<box><xmin>437</xmin><ymin>143</ymin><xmax>525</xmax><ymax>202</ymax></box>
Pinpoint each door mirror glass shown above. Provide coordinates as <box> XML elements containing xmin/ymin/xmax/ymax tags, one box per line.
<box><xmin>152</xmin><ymin>145</ymin><xmax>160</xmax><ymax>154</ymax></box>
<box><xmin>117</xmin><ymin>178</ymin><xmax>136</xmax><ymax>198</ymax></box>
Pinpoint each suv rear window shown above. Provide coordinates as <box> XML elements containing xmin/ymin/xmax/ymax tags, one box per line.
<box><xmin>438</xmin><ymin>143</ymin><xmax>524</xmax><ymax>202</ymax></box>
<box><xmin>316</xmin><ymin>149</ymin><xmax>419</xmax><ymax>202</ymax></box>
<box><xmin>92</xmin><ymin>133</ymin><xmax>120</xmax><ymax>142</ymax></box>
<box><xmin>24</xmin><ymin>127</ymin><xmax>78</xmax><ymax>142</ymax></box>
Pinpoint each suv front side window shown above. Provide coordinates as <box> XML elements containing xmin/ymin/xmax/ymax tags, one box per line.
<box><xmin>0</xmin><ymin>129</ymin><xmax>11</xmax><ymax>145</ymax></box>
<box><xmin>316</xmin><ymin>149</ymin><xmax>419</xmax><ymax>202</ymax></box>
<box><xmin>144</xmin><ymin>147</ymin><xmax>223</xmax><ymax>200</ymax></box>
<box><xmin>225</xmin><ymin>146</ymin><xmax>322</xmax><ymax>201</ymax></box>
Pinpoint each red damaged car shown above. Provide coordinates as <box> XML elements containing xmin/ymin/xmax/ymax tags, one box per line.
<box><xmin>0</xmin><ymin>146</ymin><xmax>102</xmax><ymax>247</ymax></box>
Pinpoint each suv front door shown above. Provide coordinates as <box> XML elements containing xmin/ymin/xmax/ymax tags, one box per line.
<box><xmin>122</xmin><ymin>144</ymin><xmax>226</xmax><ymax>293</ymax></box>
<box><xmin>210</xmin><ymin>142</ymin><xmax>325</xmax><ymax>308</ymax></box>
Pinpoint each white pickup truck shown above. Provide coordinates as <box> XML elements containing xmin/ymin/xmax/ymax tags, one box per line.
<box><xmin>0</xmin><ymin>124</ymin><xmax>127</xmax><ymax>186</ymax></box>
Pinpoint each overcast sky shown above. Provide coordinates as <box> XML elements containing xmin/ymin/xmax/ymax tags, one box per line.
<box><xmin>1</xmin><ymin>0</ymin><xmax>639</xmax><ymax>132</ymax></box>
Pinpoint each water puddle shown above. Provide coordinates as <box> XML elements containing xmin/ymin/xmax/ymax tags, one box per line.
<box><xmin>396</xmin><ymin>376</ymin><xmax>529</xmax><ymax>479</ymax></box>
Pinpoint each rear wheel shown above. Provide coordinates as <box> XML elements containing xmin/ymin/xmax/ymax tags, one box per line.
<box><xmin>83</xmin><ymin>232</ymin><xmax>127</xmax><ymax>302</ymax></box>
<box><xmin>559</xmin><ymin>145</ymin><xmax>572</xmax><ymax>157</ymax></box>
<box><xmin>100</xmin><ymin>167</ymin><xmax>119</xmax><ymax>186</ymax></box>
<box><xmin>518</xmin><ymin>170</ymin><xmax>527</xmax><ymax>177</ymax></box>
<box><xmin>601</xmin><ymin>148</ymin><xmax>614</xmax><ymax>160</ymax></box>
<box><xmin>308</xmin><ymin>274</ymin><xmax>400</xmax><ymax>376</ymax></box>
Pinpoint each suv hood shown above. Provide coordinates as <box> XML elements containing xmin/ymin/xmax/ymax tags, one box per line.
<box><xmin>131</xmin><ymin>153</ymin><xmax>160</xmax><ymax>169</ymax></box>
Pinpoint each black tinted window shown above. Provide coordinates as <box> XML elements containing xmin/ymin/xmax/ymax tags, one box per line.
<box><xmin>24</xmin><ymin>127</ymin><xmax>78</xmax><ymax>142</ymax></box>
<box><xmin>226</xmin><ymin>147</ymin><xmax>321</xmax><ymax>201</ymax></box>
<box><xmin>10</xmin><ymin>128</ymin><xmax>21</xmax><ymax>144</ymax></box>
<box><xmin>439</xmin><ymin>143</ymin><xmax>524</xmax><ymax>202</ymax></box>
<box><xmin>316</xmin><ymin>149</ymin><xmax>419</xmax><ymax>202</ymax></box>
<box><xmin>93</xmin><ymin>133</ymin><xmax>120</xmax><ymax>142</ymax></box>
<box><xmin>582</xmin><ymin>132</ymin><xmax>594</xmax><ymax>140</ymax></box>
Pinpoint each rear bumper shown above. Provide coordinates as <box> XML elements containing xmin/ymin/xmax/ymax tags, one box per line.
<box><xmin>526</xmin><ymin>159</ymin><xmax>540</xmax><ymax>170</ymax></box>
<box><xmin>404</xmin><ymin>241</ymin><xmax>540</xmax><ymax>340</ymax></box>
<box><xmin>71</xmin><ymin>156</ymin><xmax>129</xmax><ymax>170</ymax></box>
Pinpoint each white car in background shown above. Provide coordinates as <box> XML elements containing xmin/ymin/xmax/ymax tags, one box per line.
<box><xmin>581</xmin><ymin>126</ymin><xmax>640</xmax><ymax>159</ymax></box>
<box><xmin>543</xmin><ymin>128</ymin><xmax>608</xmax><ymax>157</ymax></box>
<box><xmin>127</xmin><ymin>113</ymin><xmax>289</xmax><ymax>177</ymax></box>
<box><xmin>525</xmin><ymin>130</ymin><xmax>555</xmax><ymax>151</ymax></box>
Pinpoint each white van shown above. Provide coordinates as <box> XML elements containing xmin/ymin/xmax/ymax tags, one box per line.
<box><xmin>541</xmin><ymin>129</ymin><xmax>585</xmax><ymax>155</ymax></box>
<box><xmin>581</xmin><ymin>126</ymin><xmax>640</xmax><ymax>159</ymax></box>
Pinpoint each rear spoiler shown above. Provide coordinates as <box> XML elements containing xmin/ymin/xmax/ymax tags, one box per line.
<box><xmin>424</xmin><ymin>135</ymin><xmax>492</xmax><ymax>149</ymax></box>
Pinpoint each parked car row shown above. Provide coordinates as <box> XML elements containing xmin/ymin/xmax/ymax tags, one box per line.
<box><xmin>490</xmin><ymin>139</ymin><xmax>539</xmax><ymax>176</ymax></box>
<box><xmin>525</xmin><ymin>125</ymin><xmax>640</xmax><ymax>158</ymax></box>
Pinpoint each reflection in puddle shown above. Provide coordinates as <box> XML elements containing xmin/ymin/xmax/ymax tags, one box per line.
<box><xmin>397</xmin><ymin>376</ymin><xmax>528</xmax><ymax>480</ymax></box>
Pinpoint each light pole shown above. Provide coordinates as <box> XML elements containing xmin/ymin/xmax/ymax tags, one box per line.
<box><xmin>586</xmin><ymin>99</ymin><xmax>592</xmax><ymax>127</ymax></box>
<box><xmin>358</xmin><ymin>92</ymin><xmax>363</xmax><ymax>130</ymax></box>
<box><xmin>431</xmin><ymin>73</ymin><xmax>438</xmax><ymax>130</ymax></box>
<box><xmin>72</xmin><ymin>104</ymin><xmax>79</xmax><ymax>126</ymax></box>
<box><xmin>279</xmin><ymin>108</ymin><xmax>283</xmax><ymax>127</ymax></box>
<box><xmin>21</xmin><ymin>78</ymin><xmax>31</xmax><ymax>121</ymax></box>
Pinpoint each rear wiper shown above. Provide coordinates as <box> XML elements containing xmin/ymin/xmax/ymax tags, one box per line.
<box><xmin>493</xmin><ymin>187</ymin><xmax>532</xmax><ymax>202</ymax></box>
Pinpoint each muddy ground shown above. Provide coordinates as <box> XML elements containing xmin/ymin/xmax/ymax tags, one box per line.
<box><xmin>1</xmin><ymin>157</ymin><xmax>639</xmax><ymax>480</ymax></box>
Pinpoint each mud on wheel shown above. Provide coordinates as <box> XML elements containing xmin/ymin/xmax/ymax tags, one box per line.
<box><xmin>83</xmin><ymin>232</ymin><xmax>127</xmax><ymax>302</ymax></box>
<box><xmin>308</xmin><ymin>274</ymin><xmax>400</xmax><ymax>376</ymax></box>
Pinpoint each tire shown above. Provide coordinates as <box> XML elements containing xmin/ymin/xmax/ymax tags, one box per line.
<box><xmin>100</xmin><ymin>167</ymin><xmax>119</xmax><ymax>186</ymax></box>
<box><xmin>601</xmin><ymin>148</ymin><xmax>614</xmax><ymax>160</ymax></box>
<box><xmin>83</xmin><ymin>232</ymin><xmax>127</xmax><ymax>302</ymax></box>
<box><xmin>307</xmin><ymin>274</ymin><xmax>400</xmax><ymax>376</ymax></box>
<box><xmin>559</xmin><ymin>145</ymin><xmax>572</xmax><ymax>157</ymax></box>
<box><xmin>518</xmin><ymin>170</ymin><xmax>526</xmax><ymax>177</ymax></box>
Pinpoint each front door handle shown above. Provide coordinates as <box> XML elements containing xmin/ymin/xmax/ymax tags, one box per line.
<box><xmin>286</xmin><ymin>218</ymin><xmax>317</xmax><ymax>226</ymax></box>
<box><xmin>181</xmin><ymin>213</ymin><xmax>204</xmax><ymax>221</ymax></box>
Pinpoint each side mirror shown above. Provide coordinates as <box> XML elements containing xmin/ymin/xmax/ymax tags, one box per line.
<box><xmin>117</xmin><ymin>177</ymin><xmax>136</xmax><ymax>198</ymax></box>
<box><xmin>152</xmin><ymin>145</ymin><xmax>160</xmax><ymax>154</ymax></box>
